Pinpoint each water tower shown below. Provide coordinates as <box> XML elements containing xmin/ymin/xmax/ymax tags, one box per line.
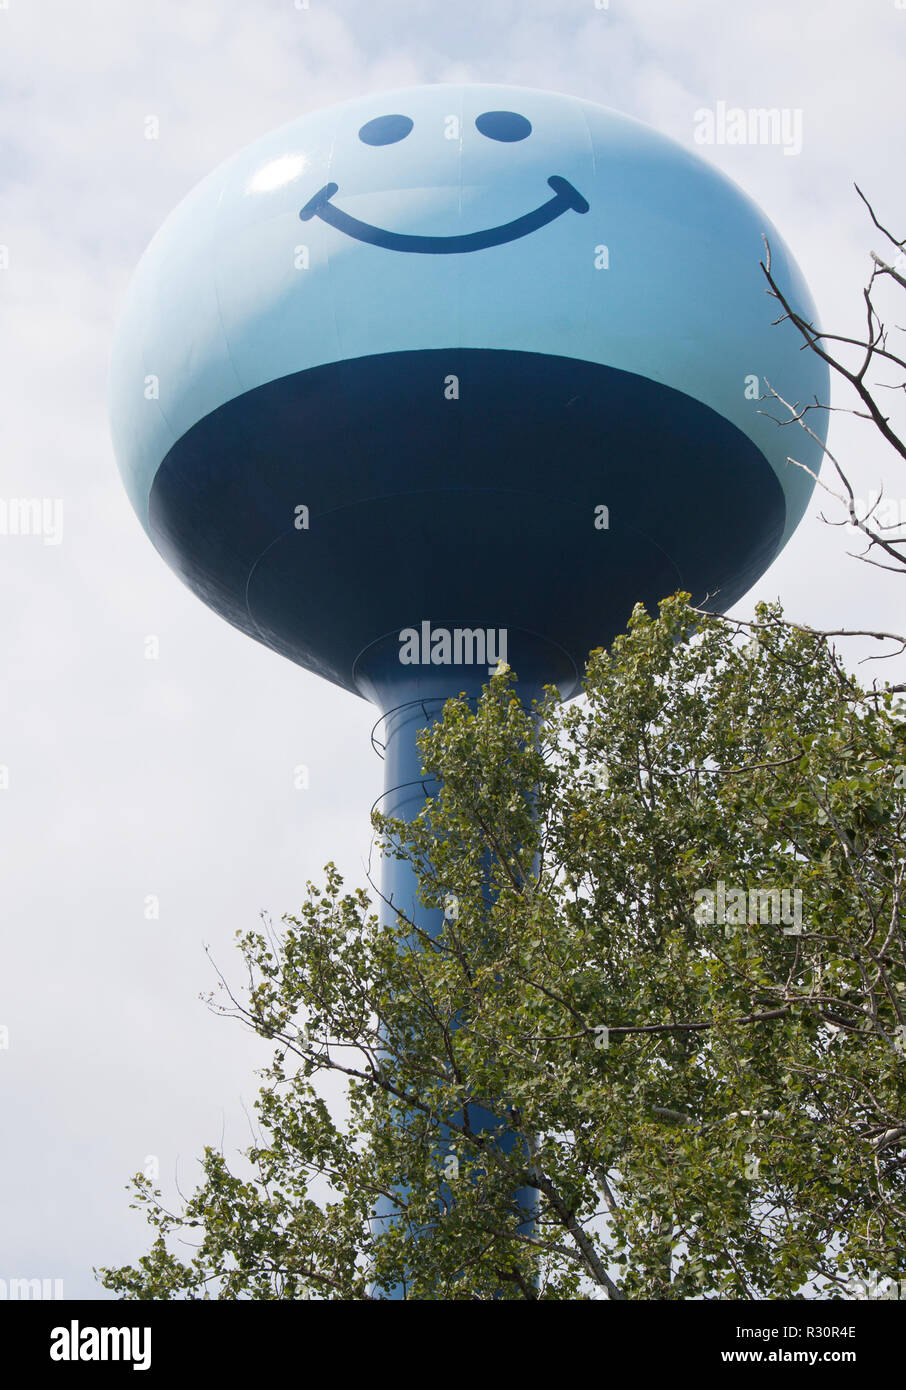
<box><xmin>110</xmin><ymin>83</ymin><xmax>828</xmax><ymax>1269</ymax></box>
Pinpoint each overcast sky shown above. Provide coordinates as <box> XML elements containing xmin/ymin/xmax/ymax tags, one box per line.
<box><xmin>1</xmin><ymin>0</ymin><xmax>904</xmax><ymax>1299</ymax></box>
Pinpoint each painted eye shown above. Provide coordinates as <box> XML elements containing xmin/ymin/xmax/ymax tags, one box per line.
<box><xmin>358</xmin><ymin>114</ymin><xmax>413</xmax><ymax>146</ymax></box>
<box><xmin>475</xmin><ymin>110</ymin><xmax>532</xmax><ymax>142</ymax></box>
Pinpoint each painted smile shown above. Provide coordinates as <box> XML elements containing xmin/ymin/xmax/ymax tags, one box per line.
<box><xmin>298</xmin><ymin>175</ymin><xmax>589</xmax><ymax>254</ymax></box>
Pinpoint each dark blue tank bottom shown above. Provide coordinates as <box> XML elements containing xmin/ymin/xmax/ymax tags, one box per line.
<box><xmin>148</xmin><ymin>348</ymin><xmax>785</xmax><ymax>702</ymax></box>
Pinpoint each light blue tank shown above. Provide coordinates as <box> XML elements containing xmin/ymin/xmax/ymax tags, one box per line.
<box><xmin>110</xmin><ymin>84</ymin><xmax>827</xmax><ymax>703</ymax></box>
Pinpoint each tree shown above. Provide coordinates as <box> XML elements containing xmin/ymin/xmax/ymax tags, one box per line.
<box><xmin>98</xmin><ymin>594</ymin><xmax>906</xmax><ymax>1300</ymax></box>
<box><xmin>762</xmin><ymin>188</ymin><xmax>906</xmax><ymax>624</ymax></box>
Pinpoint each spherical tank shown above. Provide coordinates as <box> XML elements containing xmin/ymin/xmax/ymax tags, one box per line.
<box><xmin>110</xmin><ymin>83</ymin><xmax>828</xmax><ymax>707</ymax></box>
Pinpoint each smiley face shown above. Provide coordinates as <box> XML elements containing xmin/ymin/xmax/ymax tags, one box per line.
<box><xmin>299</xmin><ymin>108</ymin><xmax>589</xmax><ymax>254</ymax></box>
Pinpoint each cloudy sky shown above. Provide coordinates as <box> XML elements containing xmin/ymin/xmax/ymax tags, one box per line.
<box><xmin>1</xmin><ymin>0</ymin><xmax>904</xmax><ymax>1299</ymax></box>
